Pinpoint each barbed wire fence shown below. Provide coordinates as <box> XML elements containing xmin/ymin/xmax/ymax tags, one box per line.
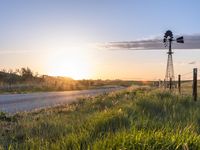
<box><xmin>152</xmin><ymin>68</ymin><xmax>199</xmax><ymax>101</ymax></box>
<box><xmin>174</xmin><ymin>68</ymin><xmax>198</xmax><ymax>101</ymax></box>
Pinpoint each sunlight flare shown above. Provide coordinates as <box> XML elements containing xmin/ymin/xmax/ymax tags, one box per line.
<box><xmin>47</xmin><ymin>45</ymin><xmax>92</xmax><ymax>79</ymax></box>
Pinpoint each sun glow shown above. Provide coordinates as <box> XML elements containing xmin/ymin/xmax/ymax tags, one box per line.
<box><xmin>47</xmin><ymin>45</ymin><xmax>92</xmax><ymax>79</ymax></box>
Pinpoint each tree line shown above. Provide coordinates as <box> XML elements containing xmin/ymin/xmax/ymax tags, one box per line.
<box><xmin>0</xmin><ymin>67</ymin><xmax>137</xmax><ymax>93</ymax></box>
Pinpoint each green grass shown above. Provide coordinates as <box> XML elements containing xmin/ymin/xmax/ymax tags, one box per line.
<box><xmin>0</xmin><ymin>87</ymin><xmax>200</xmax><ymax>149</ymax></box>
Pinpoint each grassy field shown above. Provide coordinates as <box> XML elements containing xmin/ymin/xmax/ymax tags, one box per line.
<box><xmin>0</xmin><ymin>87</ymin><xmax>200</xmax><ymax>149</ymax></box>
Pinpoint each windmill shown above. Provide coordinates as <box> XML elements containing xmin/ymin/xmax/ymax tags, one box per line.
<box><xmin>163</xmin><ymin>30</ymin><xmax>184</xmax><ymax>89</ymax></box>
<box><xmin>106</xmin><ymin>30</ymin><xmax>185</xmax><ymax>89</ymax></box>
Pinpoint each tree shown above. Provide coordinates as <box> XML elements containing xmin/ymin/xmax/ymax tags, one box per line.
<box><xmin>20</xmin><ymin>67</ymin><xmax>33</xmax><ymax>81</ymax></box>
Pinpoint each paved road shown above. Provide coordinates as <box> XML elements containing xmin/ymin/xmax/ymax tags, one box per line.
<box><xmin>0</xmin><ymin>87</ymin><xmax>124</xmax><ymax>114</ymax></box>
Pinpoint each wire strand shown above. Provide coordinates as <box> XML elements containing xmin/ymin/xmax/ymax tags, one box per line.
<box><xmin>181</xmin><ymin>72</ymin><xmax>193</xmax><ymax>76</ymax></box>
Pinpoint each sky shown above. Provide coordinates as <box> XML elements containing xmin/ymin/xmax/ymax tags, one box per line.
<box><xmin>0</xmin><ymin>0</ymin><xmax>200</xmax><ymax>80</ymax></box>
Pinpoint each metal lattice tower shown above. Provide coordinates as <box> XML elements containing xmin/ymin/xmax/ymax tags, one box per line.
<box><xmin>165</xmin><ymin>52</ymin><xmax>175</xmax><ymax>82</ymax></box>
<box><xmin>163</xmin><ymin>30</ymin><xmax>179</xmax><ymax>89</ymax></box>
<box><xmin>164</xmin><ymin>34</ymin><xmax>175</xmax><ymax>84</ymax></box>
<box><xmin>163</xmin><ymin>30</ymin><xmax>184</xmax><ymax>89</ymax></box>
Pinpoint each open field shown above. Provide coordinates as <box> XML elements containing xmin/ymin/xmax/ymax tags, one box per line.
<box><xmin>0</xmin><ymin>87</ymin><xmax>200</xmax><ymax>149</ymax></box>
<box><xmin>0</xmin><ymin>68</ymin><xmax>142</xmax><ymax>94</ymax></box>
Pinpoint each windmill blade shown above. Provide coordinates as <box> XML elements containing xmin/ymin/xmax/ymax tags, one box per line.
<box><xmin>103</xmin><ymin>35</ymin><xmax>200</xmax><ymax>50</ymax></box>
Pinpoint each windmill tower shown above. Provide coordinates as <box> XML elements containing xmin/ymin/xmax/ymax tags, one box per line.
<box><xmin>163</xmin><ymin>30</ymin><xmax>184</xmax><ymax>89</ymax></box>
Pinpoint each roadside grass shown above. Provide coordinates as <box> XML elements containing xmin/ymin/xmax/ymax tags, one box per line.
<box><xmin>0</xmin><ymin>87</ymin><xmax>200</xmax><ymax>149</ymax></box>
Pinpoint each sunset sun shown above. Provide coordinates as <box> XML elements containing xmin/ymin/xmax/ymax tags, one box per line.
<box><xmin>47</xmin><ymin>46</ymin><xmax>92</xmax><ymax>79</ymax></box>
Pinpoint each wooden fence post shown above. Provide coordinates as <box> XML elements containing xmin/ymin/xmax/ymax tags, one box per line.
<box><xmin>169</xmin><ymin>77</ymin><xmax>172</xmax><ymax>91</ymax></box>
<box><xmin>178</xmin><ymin>74</ymin><xmax>181</xmax><ymax>94</ymax></box>
<box><xmin>193</xmin><ymin>68</ymin><xmax>197</xmax><ymax>101</ymax></box>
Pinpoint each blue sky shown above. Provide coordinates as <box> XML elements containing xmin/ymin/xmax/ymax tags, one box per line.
<box><xmin>0</xmin><ymin>1</ymin><xmax>200</xmax><ymax>80</ymax></box>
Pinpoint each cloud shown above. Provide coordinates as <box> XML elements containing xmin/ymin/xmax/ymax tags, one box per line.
<box><xmin>188</xmin><ymin>61</ymin><xmax>196</xmax><ymax>65</ymax></box>
<box><xmin>103</xmin><ymin>34</ymin><xmax>200</xmax><ymax>50</ymax></box>
<box><xmin>0</xmin><ymin>50</ymin><xmax>34</xmax><ymax>54</ymax></box>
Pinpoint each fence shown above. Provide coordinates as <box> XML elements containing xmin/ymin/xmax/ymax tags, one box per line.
<box><xmin>154</xmin><ymin>68</ymin><xmax>199</xmax><ymax>101</ymax></box>
<box><xmin>176</xmin><ymin>68</ymin><xmax>198</xmax><ymax>101</ymax></box>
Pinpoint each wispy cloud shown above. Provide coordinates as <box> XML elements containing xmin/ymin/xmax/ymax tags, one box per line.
<box><xmin>188</xmin><ymin>61</ymin><xmax>196</xmax><ymax>65</ymax></box>
<box><xmin>0</xmin><ymin>50</ymin><xmax>35</xmax><ymax>54</ymax></box>
<box><xmin>102</xmin><ymin>34</ymin><xmax>200</xmax><ymax>50</ymax></box>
